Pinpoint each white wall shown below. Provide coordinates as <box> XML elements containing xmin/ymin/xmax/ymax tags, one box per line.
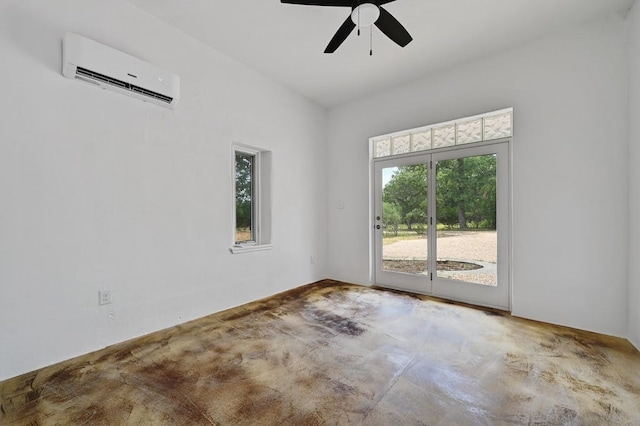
<box><xmin>0</xmin><ymin>0</ymin><xmax>328</xmax><ymax>381</ymax></box>
<box><xmin>327</xmin><ymin>17</ymin><xmax>629</xmax><ymax>338</ymax></box>
<box><xmin>628</xmin><ymin>1</ymin><xmax>640</xmax><ymax>350</ymax></box>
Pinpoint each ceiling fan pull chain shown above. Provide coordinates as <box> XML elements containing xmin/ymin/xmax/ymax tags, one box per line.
<box><xmin>370</xmin><ymin>25</ymin><xmax>373</xmax><ymax>56</ymax></box>
<box><xmin>357</xmin><ymin>5</ymin><xmax>361</xmax><ymax>36</ymax></box>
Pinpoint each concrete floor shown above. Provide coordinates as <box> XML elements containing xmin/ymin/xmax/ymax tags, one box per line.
<box><xmin>1</xmin><ymin>280</ymin><xmax>639</xmax><ymax>425</ymax></box>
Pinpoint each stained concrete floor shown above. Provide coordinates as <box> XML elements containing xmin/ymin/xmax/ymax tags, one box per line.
<box><xmin>1</xmin><ymin>280</ymin><xmax>639</xmax><ymax>425</ymax></box>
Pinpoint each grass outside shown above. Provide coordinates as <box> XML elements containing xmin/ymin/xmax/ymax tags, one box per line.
<box><xmin>383</xmin><ymin>234</ymin><xmax>425</xmax><ymax>245</ymax></box>
<box><xmin>383</xmin><ymin>224</ymin><xmax>495</xmax><ymax>246</ymax></box>
<box><xmin>235</xmin><ymin>228</ymin><xmax>252</xmax><ymax>243</ymax></box>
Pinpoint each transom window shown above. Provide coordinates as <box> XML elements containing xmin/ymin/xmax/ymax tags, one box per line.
<box><xmin>372</xmin><ymin>108</ymin><xmax>512</xmax><ymax>158</ymax></box>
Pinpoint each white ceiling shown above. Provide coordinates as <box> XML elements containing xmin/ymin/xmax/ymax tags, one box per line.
<box><xmin>127</xmin><ymin>0</ymin><xmax>634</xmax><ymax>108</ymax></box>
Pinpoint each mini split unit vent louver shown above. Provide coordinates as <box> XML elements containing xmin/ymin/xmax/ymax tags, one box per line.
<box><xmin>62</xmin><ymin>33</ymin><xmax>180</xmax><ymax>109</ymax></box>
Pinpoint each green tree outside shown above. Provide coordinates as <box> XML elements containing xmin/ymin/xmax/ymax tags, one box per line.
<box><xmin>382</xmin><ymin>154</ymin><xmax>496</xmax><ymax>233</ymax></box>
<box><xmin>382</xmin><ymin>202</ymin><xmax>402</xmax><ymax>236</ymax></box>
<box><xmin>382</xmin><ymin>164</ymin><xmax>427</xmax><ymax>230</ymax></box>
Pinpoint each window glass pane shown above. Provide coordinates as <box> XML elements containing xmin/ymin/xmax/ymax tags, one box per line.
<box><xmin>235</xmin><ymin>152</ymin><xmax>254</xmax><ymax>243</ymax></box>
<box><xmin>392</xmin><ymin>134</ymin><xmax>411</xmax><ymax>155</ymax></box>
<box><xmin>433</xmin><ymin>124</ymin><xmax>456</xmax><ymax>148</ymax></box>
<box><xmin>484</xmin><ymin>112</ymin><xmax>512</xmax><ymax>140</ymax></box>
<box><xmin>374</xmin><ymin>138</ymin><xmax>391</xmax><ymax>157</ymax></box>
<box><xmin>411</xmin><ymin>130</ymin><xmax>432</xmax><ymax>152</ymax></box>
<box><xmin>457</xmin><ymin>119</ymin><xmax>483</xmax><ymax>145</ymax></box>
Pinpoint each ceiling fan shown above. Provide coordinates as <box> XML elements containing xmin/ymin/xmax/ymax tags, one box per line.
<box><xmin>280</xmin><ymin>0</ymin><xmax>413</xmax><ymax>54</ymax></box>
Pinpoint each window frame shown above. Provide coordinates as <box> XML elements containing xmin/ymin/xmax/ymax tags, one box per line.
<box><xmin>230</xmin><ymin>143</ymin><xmax>272</xmax><ymax>254</ymax></box>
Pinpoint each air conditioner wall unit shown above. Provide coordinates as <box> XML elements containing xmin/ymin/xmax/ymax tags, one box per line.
<box><xmin>62</xmin><ymin>32</ymin><xmax>180</xmax><ymax>109</ymax></box>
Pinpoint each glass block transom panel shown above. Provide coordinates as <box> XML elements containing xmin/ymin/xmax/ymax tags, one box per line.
<box><xmin>457</xmin><ymin>119</ymin><xmax>482</xmax><ymax>145</ymax></box>
<box><xmin>392</xmin><ymin>134</ymin><xmax>411</xmax><ymax>155</ymax></box>
<box><xmin>433</xmin><ymin>125</ymin><xmax>456</xmax><ymax>148</ymax></box>
<box><xmin>484</xmin><ymin>112</ymin><xmax>512</xmax><ymax>140</ymax></box>
<box><xmin>412</xmin><ymin>131</ymin><xmax>431</xmax><ymax>151</ymax></box>
<box><xmin>371</xmin><ymin>108</ymin><xmax>512</xmax><ymax>159</ymax></box>
<box><xmin>374</xmin><ymin>138</ymin><xmax>391</xmax><ymax>157</ymax></box>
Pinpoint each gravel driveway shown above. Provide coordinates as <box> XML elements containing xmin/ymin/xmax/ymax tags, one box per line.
<box><xmin>383</xmin><ymin>231</ymin><xmax>497</xmax><ymax>285</ymax></box>
<box><xmin>383</xmin><ymin>231</ymin><xmax>497</xmax><ymax>262</ymax></box>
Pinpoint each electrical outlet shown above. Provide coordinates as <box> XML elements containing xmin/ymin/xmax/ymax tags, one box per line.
<box><xmin>310</xmin><ymin>256</ymin><xmax>315</xmax><ymax>265</ymax></box>
<box><xmin>99</xmin><ymin>289</ymin><xmax>112</xmax><ymax>305</ymax></box>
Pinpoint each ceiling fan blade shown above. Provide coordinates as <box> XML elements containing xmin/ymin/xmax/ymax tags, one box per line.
<box><xmin>280</xmin><ymin>0</ymin><xmax>352</xmax><ymax>6</ymax></box>
<box><xmin>375</xmin><ymin>7</ymin><xmax>413</xmax><ymax>47</ymax></box>
<box><xmin>280</xmin><ymin>0</ymin><xmax>396</xmax><ymax>4</ymax></box>
<box><xmin>324</xmin><ymin>16</ymin><xmax>356</xmax><ymax>53</ymax></box>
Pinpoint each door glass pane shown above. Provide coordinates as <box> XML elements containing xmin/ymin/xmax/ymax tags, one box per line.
<box><xmin>381</xmin><ymin>164</ymin><xmax>428</xmax><ymax>275</ymax></box>
<box><xmin>435</xmin><ymin>154</ymin><xmax>497</xmax><ymax>286</ymax></box>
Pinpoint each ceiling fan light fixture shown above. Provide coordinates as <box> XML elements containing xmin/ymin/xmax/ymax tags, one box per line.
<box><xmin>351</xmin><ymin>3</ymin><xmax>380</xmax><ymax>27</ymax></box>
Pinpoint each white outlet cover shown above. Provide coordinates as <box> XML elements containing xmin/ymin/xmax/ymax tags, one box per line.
<box><xmin>99</xmin><ymin>289</ymin><xmax>112</xmax><ymax>305</ymax></box>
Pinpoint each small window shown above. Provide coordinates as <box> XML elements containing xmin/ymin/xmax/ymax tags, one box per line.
<box><xmin>235</xmin><ymin>151</ymin><xmax>255</xmax><ymax>243</ymax></box>
<box><xmin>231</xmin><ymin>144</ymin><xmax>272</xmax><ymax>253</ymax></box>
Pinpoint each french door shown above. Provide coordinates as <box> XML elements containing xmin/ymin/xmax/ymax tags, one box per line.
<box><xmin>373</xmin><ymin>141</ymin><xmax>510</xmax><ymax>310</ymax></box>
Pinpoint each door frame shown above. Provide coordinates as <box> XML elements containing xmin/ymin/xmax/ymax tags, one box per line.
<box><xmin>371</xmin><ymin>139</ymin><xmax>512</xmax><ymax>311</ymax></box>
